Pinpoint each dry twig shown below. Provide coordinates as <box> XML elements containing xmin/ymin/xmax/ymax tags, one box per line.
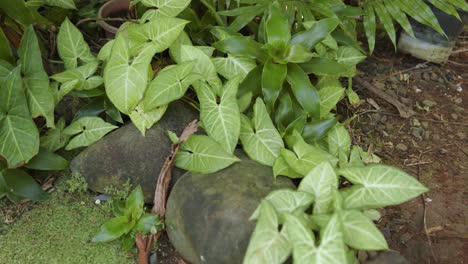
<box><xmin>135</xmin><ymin>120</ymin><xmax>199</xmax><ymax>264</ymax></box>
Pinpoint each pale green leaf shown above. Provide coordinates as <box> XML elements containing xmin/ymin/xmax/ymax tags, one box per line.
<box><xmin>396</xmin><ymin>0</ymin><xmax>445</xmax><ymax>36</ymax></box>
<box><xmin>169</xmin><ymin>31</ymin><xmax>192</xmax><ymax>64</ymax></box>
<box><xmin>127</xmin><ymin>18</ymin><xmax>189</xmax><ymax>54</ymax></box>
<box><xmin>175</xmin><ymin>135</ymin><xmax>240</xmax><ymax>174</ymax></box>
<box><xmin>129</xmin><ymin>103</ymin><xmax>168</xmax><ymax>135</ymax></box>
<box><xmin>51</xmin><ymin>80</ymin><xmax>78</xmax><ymax>105</ymax></box>
<box><xmin>243</xmin><ymin>201</ymin><xmax>291</xmax><ymax>264</ymax></box>
<box><xmin>286</xmin><ymin>214</ymin><xmax>347</xmax><ymax>264</ymax></box>
<box><xmin>180</xmin><ymin>45</ymin><xmax>222</xmax><ymax>91</ymax></box>
<box><xmin>196</xmin><ymin>78</ymin><xmax>241</xmax><ymax>153</ymax></box>
<box><xmin>298</xmin><ymin>161</ymin><xmax>337</xmax><ymax>214</ymax></box>
<box><xmin>327</xmin><ymin>124</ymin><xmax>351</xmax><ymax>157</ymax></box>
<box><xmin>97</xmin><ymin>40</ymin><xmax>115</xmax><ymax>61</ymax></box>
<box><xmin>273</xmin><ymin>155</ymin><xmax>302</xmax><ymax>179</ymax></box>
<box><xmin>212</xmin><ymin>55</ymin><xmax>256</xmax><ymax>81</ymax></box>
<box><xmin>250</xmin><ymin>190</ymin><xmax>314</xmax><ymax>222</ymax></box>
<box><xmin>57</xmin><ymin>18</ymin><xmax>96</xmax><ymax>69</ymax></box>
<box><xmin>18</xmin><ymin>25</ymin><xmax>55</xmax><ymax>128</ymax></box>
<box><xmin>0</xmin><ymin>66</ymin><xmax>39</xmax><ymax>168</ymax></box>
<box><xmin>336</xmin><ymin>46</ymin><xmax>366</xmax><ymax>66</ymax></box>
<box><xmin>282</xmin><ymin>131</ymin><xmax>337</xmax><ymax>175</ymax></box>
<box><xmin>339</xmin><ymin>165</ymin><xmax>429</xmax><ymax>209</ymax></box>
<box><xmin>339</xmin><ymin>210</ymin><xmax>388</xmax><ymax>250</ymax></box>
<box><xmin>64</xmin><ymin>117</ymin><xmax>117</xmax><ymax>150</ymax></box>
<box><xmin>51</xmin><ymin>61</ymin><xmax>103</xmax><ymax>91</ymax></box>
<box><xmin>317</xmin><ymin>79</ymin><xmax>344</xmax><ymax>118</ymax></box>
<box><xmin>140</xmin><ymin>0</ymin><xmax>191</xmax><ymax>17</ymax></box>
<box><xmin>104</xmin><ymin>35</ymin><xmax>156</xmax><ymax>114</ymax></box>
<box><xmin>142</xmin><ymin>62</ymin><xmax>200</xmax><ymax>111</ymax></box>
<box><xmin>240</xmin><ymin>98</ymin><xmax>284</xmax><ymax>166</ymax></box>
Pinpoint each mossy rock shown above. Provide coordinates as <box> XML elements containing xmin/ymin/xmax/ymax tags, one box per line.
<box><xmin>70</xmin><ymin>101</ymin><xmax>198</xmax><ymax>203</ymax></box>
<box><xmin>166</xmin><ymin>153</ymin><xmax>295</xmax><ymax>264</ymax></box>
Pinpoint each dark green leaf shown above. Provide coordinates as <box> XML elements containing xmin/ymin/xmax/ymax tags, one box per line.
<box><xmin>2</xmin><ymin>169</ymin><xmax>48</xmax><ymax>201</ymax></box>
<box><xmin>290</xmin><ymin>18</ymin><xmax>340</xmax><ymax>50</ymax></box>
<box><xmin>125</xmin><ymin>185</ymin><xmax>145</xmax><ymax>220</ymax></box>
<box><xmin>262</xmin><ymin>60</ymin><xmax>287</xmax><ymax>112</ymax></box>
<box><xmin>299</xmin><ymin>58</ymin><xmax>349</xmax><ymax>76</ymax></box>
<box><xmin>266</xmin><ymin>1</ymin><xmax>290</xmax><ymax>45</ymax></box>
<box><xmin>25</xmin><ymin>148</ymin><xmax>68</xmax><ymax>170</ymax></box>
<box><xmin>286</xmin><ymin>64</ymin><xmax>320</xmax><ymax>118</ymax></box>
<box><xmin>73</xmin><ymin>97</ymin><xmax>105</xmax><ymax>120</ymax></box>
<box><xmin>92</xmin><ymin>216</ymin><xmax>133</xmax><ymax>242</ymax></box>
<box><xmin>239</xmin><ymin>65</ymin><xmax>262</xmax><ymax>97</ymax></box>
<box><xmin>0</xmin><ymin>28</ymin><xmax>13</xmax><ymax>63</ymax></box>
<box><xmin>40</xmin><ymin>117</ymin><xmax>70</xmax><ymax>152</ymax></box>
<box><xmin>214</xmin><ymin>36</ymin><xmax>266</xmax><ymax>61</ymax></box>
<box><xmin>302</xmin><ymin>118</ymin><xmax>337</xmax><ymax>142</ymax></box>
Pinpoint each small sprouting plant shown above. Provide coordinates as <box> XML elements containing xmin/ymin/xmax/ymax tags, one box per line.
<box><xmin>65</xmin><ymin>173</ymin><xmax>88</xmax><ymax>195</ymax></box>
<box><xmin>93</xmin><ymin>186</ymin><xmax>163</xmax><ymax>251</ymax></box>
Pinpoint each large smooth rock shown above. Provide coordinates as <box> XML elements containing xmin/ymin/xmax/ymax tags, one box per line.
<box><xmin>70</xmin><ymin>101</ymin><xmax>198</xmax><ymax>203</ymax></box>
<box><xmin>166</xmin><ymin>154</ymin><xmax>295</xmax><ymax>264</ymax></box>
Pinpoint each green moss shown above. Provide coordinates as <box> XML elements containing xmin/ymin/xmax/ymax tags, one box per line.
<box><xmin>0</xmin><ymin>179</ymin><xmax>134</xmax><ymax>264</ymax></box>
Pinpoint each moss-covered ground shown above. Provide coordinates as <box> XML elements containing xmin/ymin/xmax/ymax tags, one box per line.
<box><xmin>0</xmin><ymin>177</ymin><xmax>134</xmax><ymax>264</ymax></box>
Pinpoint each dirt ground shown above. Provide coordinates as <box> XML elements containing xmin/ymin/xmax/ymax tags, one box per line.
<box><xmin>349</xmin><ymin>35</ymin><xmax>467</xmax><ymax>264</ymax></box>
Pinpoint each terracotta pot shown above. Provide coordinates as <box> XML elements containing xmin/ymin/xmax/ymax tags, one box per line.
<box><xmin>97</xmin><ymin>0</ymin><xmax>131</xmax><ymax>37</ymax></box>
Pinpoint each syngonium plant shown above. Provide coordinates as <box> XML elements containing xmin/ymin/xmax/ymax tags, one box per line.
<box><xmin>0</xmin><ymin>0</ymin><xmax>442</xmax><ymax>262</ymax></box>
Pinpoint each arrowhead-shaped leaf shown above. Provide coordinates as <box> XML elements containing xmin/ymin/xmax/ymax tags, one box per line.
<box><xmin>196</xmin><ymin>78</ymin><xmax>241</xmax><ymax>153</ymax></box>
<box><xmin>281</xmin><ymin>131</ymin><xmax>337</xmax><ymax>175</ymax></box>
<box><xmin>251</xmin><ymin>189</ymin><xmax>314</xmax><ymax>222</ymax></box>
<box><xmin>339</xmin><ymin>210</ymin><xmax>388</xmax><ymax>250</ymax></box>
<box><xmin>317</xmin><ymin>79</ymin><xmax>344</xmax><ymax>118</ymax></box>
<box><xmin>286</xmin><ymin>214</ymin><xmax>347</xmax><ymax>264</ymax></box>
<box><xmin>273</xmin><ymin>155</ymin><xmax>302</xmax><ymax>179</ymax></box>
<box><xmin>298</xmin><ymin>161</ymin><xmax>337</xmax><ymax>214</ymax></box>
<box><xmin>57</xmin><ymin>18</ymin><xmax>96</xmax><ymax>69</ymax></box>
<box><xmin>127</xmin><ymin>18</ymin><xmax>189</xmax><ymax>53</ymax></box>
<box><xmin>142</xmin><ymin>62</ymin><xmax>199</xmax><ymax>110</ymax></box>
<box><xmin>327</xmin><ymin>124</ymin><xmax>351</xmax><ymax>157</ymax></box>
<box><xmin>141</xmin><ymin>0</ymin><xmax>191</xmax><ymax>17</ymax></box>
<box><xmin>51</xmin><ymin>61</ymin><xmax>103</xmax><ymax>91</ymax></box>
<box><xmin>18</xmin><ymin>25</ymin><xmax>55</xmax><ymax>127</ymax></box>
<box><xmin>104</xmin><ymin>35</ymin><xmax>156</xmax><ymax>114</ymax></box>
<box><xmin>129</xmin><ymin>103</ymin><xmax>168</xmax><ymax>135</ymax></box>
<box><xmin>339</xmin><ymin>165</ymin><xmax>428</xmax><ymax>209</ymax></box>
<box><xmin>175</xmin><ymin>135</ymin><xmax>240</xmax><ymax>174</ymax></box>
<box><xmin>0</xmin><ymin>66</ymin><xmax>39</xmax><ymax>168</ymax></box>
<box><xmin>243</xmin><ymin>201</ymin><xmax>291</xmax><ymax>264</ymax></box>
<box><xmin>240</xmin><ymin>98</ymin><xmax>284</xmax><ymax>166</ymax></box>
<box><xmin>180</xmin><ymin>45</ymin><xmax>222</xmax><ymax>91</ymax></box>
<box><xmin>63</xmin><ymin>117</ymin><xmax>117</xmax><ymax>150</ymax></box>
<box><xmin>212</xmin><ymin>54</ymin><xmax>256</xmax><ymax>81</ymax></box>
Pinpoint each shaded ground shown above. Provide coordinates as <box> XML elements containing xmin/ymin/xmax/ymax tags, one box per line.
<box><xmin>350</xmin><ymin>35</ymin><xmax>467</xmax><ymax>263</ymax></box>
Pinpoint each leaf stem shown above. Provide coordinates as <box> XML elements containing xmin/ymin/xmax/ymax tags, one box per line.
<box><xmin>199</xmin><ymin>0</ymin><xmax>226</xmax><ymax>26</ymax></box>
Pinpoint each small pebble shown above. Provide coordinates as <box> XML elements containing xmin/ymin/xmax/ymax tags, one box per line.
<box><xmin>451</xmin><ymin>113</ymin><xmax>458</xmax><ymax>120</ymax></box>
<box><xmin>424</xmin><ymin>197</ymin><xmax>432</xmax><ymax>203</ymax></box>
<box><xmin>422</xmin><ymin>99</ymin><xmax>437</xmax><ymax>107</ymax></box>
<box><xmin>95</xmin><ymin>199</ymin><xmax>101</xmax><ymax>205</ymax></box>
<box><xmin>395</xmin><ymin>143</ymin><xmax>408</xmax><ymax>151</ymax></box>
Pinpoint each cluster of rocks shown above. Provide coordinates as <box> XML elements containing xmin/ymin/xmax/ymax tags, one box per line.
<box><xmin>71</xmin><ymin>101</ymin><xmax>408</xmax><ymax>263</ymax></box>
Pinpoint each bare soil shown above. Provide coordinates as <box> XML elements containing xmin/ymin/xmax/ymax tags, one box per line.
<box><xmin>349</xmin><ymin>36</ymin><xmax>467</xmax><ymax>264</ymax></box>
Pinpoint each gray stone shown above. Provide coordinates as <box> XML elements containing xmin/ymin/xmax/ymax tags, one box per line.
<box><xmin>70</xmin><ymin>101</ymin><xmax>198</xmax><ymax>203</ymax></box>
<box><xmin>166</xmin><ymin>153</ymin><xmax>295</xmax><ymax>264</ymax></box>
